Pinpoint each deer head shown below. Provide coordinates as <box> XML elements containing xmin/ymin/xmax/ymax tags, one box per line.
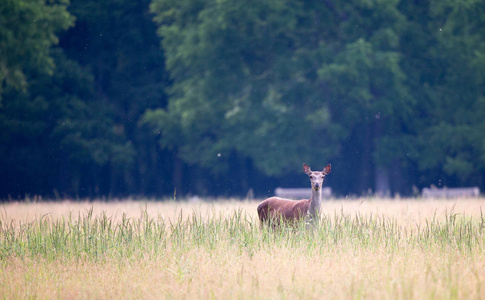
<box><xmin>303</xmin><ymin>163</ymin><xmax>331</xmax><ymax>191</ymax></box>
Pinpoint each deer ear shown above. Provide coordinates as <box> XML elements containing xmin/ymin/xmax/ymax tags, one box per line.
<box><xmin>322</xmin><ymin>164</ymin><xmax>331</xmax><ymax>175</ymax></box>
<box><xmin>303</xmin><ymin>163</ymin><xmax>311</xmax><ymax>174</ymax></box>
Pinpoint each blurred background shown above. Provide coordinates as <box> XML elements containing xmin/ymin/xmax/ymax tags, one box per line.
<box><xmin>1</xmin><ymin>0</ymin><xmax>484</xmax><ymax>199</ymax></box>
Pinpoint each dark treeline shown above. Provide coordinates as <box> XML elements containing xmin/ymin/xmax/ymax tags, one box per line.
<box><xmin>1</xmin><ymin>0</ymin><xmax>485</xmax><ymax>199</ymax></box>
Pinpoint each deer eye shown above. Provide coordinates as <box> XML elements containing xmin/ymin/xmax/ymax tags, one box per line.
<box><xmin>309</xmin><ymin>176</ymin><xmax>313</xmax><ymax>179</ymax></box>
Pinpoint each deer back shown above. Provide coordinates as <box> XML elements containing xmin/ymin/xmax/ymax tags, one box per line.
<box><xmin>257</xmin><ymin>197</ymin><xmax>310</xmax><ymax>223</ymax></box>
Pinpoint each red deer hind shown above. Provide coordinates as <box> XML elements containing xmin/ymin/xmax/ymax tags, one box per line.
<box><xmin>257</xmin><ymin>163</ymin><xmax>331</xmax><ymax>226</ymax></box>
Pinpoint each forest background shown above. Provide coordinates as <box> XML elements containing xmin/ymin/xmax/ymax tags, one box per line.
<box><xmin>1</xmin><ymin>0</ymin><xmax>484</xmax><ymax>199</ymax></box>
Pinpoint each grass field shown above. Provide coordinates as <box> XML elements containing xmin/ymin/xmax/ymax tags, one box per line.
<box><xmin>1</xmin><ymin>198</ymin><xmax>484</xmax><ymax>299</ymax></box>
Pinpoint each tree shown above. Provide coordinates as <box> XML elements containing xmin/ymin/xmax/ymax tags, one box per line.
<box><xmin>3</xmin><ymin>0</ymin><xmax>485</xmax><ymax>199</ymax></box>
<box><xmin>0</xmin><ymin>0</ymin><xmax>75</xmax><ymax>197</ymax></box>
<box><xmin>0</xmin><ymin>48</ymin><xmax>136</xmax><ymax>198</ymax></box>
<box><xmin>0</xmin><ymin>0</ymin><xmax>73</xmax><ymax>102</ymax></box>
<box><xmin>317</xmin><ymin>0</ymin><xmax>413</xmax><ymax>195</ymax></box>
<box><xmin>146</xmin><ymin>0</ymin><xmax>344</xmax><ymax>195</ymax></box>
<box><xmin>147</xmin><ymin>0</ymin><xmax>416</xmax><ymax>196</ymax></box>
<box><xmin>0</xmin><ymin>0</ymin><xmax>154</xmax><ymax>198</ymax></box>
<box><xmin>60</xmin><ymin>0</ymin><xmax>170</xmax><ymax>196</ymax></box>
<box><xmin>407</xmin><ymin>0</ymin><xmax>485</xmax><ymax>188</ymax></box>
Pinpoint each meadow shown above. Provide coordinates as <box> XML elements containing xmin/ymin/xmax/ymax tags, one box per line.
<box><xmin>1</xmin><ymin>198</ymin><xmax>484</xmax><ymax>299</ymax></box>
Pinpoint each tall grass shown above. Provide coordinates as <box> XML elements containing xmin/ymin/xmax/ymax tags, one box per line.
<box><xmin>1</xmin><ymin>205</ymin><xmax>483</xmax><ymax>263</ymax></box>
<box><xmin>1</xmin><ymin>200</ymin><xmax>484</xmax><ymax>298</ymax></box>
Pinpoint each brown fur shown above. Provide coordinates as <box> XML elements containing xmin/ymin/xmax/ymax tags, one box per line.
<box><xmin>257</xmin><ymin>197</ymin><xmax>310</xmax><ymax>225</ymax></box>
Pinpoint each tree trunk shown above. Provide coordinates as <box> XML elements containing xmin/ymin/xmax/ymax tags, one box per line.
<box><xmin>358</xmin><ymin>124</ymin><xmax>373</xmax><ymax>194</ymax></box>
<box><xmin>390</xmin><ymin>159</ymin><xmax>404</xmax><ymax>196</ymax></box>
<box><xmin>375</xmin><ymin>166</ymin><xmax>390</xmax><ymax>197</ymax></box>
<box><xmin>372</xmin><ymin>116</ymin><xmax>390</xmax><ymax>197</ymax></box>
<box><xmin>173</xmin><ymin>153</ymin><xmax>183</xmax><ymax>198</ymax></box>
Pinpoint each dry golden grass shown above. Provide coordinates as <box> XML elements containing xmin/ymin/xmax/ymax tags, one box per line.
<box><xmin>2</xmin><ymin>245</ymin><xmax>483</xmax><ymax>299</ymax></box>
<box><xmin>3</xmin><ymin>197</ymin><xmax>483</xmax><ymax>224</ymax></box>
<box><xmin>1</xmin><ymin>197</ymin><xmax>484</xmax><ymax>299</ymax></box>
<box><xmin>0</xmin><ymin>198</ymin><xmax>254</xmax><ymax>224</ymax></box>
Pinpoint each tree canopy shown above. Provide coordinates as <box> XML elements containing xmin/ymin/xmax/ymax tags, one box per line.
<box><xmin>0</xmin><ymin>0</ymin><xmax>73</xmax><ymax>102</ymax></box>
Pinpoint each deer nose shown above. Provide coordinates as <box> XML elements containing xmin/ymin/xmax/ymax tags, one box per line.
<box><xmin>314</xmin><ymin>183</ymin><xmax>320</xmax><ymax>188</ymax></box>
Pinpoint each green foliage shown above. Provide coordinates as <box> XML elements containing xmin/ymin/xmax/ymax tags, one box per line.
<box><xmin>60</xmin><ymin>0</ymin><xmax>169</xmax><ymax>195</ymax></box>
<box><xmin>406</xmin><ymin>0</ymin><xmax>485</xmax><ymax>185</ymax></box>
<box><xmin>0</xmin><ymin>0</ymin><xmax>74</xmax><ymax>101</ymax></box>
<box><xmin>0</xmin><ymin>48</ymin><xmax>136</xmax><ymax>196</ymax></box>
<box><xmin>1</xmin><ymin>0</ymin><xmax>168</xmax><ymax>197</ymax></box>
<box><xmin>147</xmin><ymin>0</ymin><xmax>485</xmax><ymax>193</ymax></box>
<box><xmin>148</xmin><ymin>0</ymin><xmax>343</xmax><ymax>175</ymax></box>
<box><xmin>317</xmin><ymin>5</ymin><xmax>412</xmax><ymax>169</ymax></box>
<box><xmin>2</xmin><ymin>0</ymin><xmax>485</xmax><ymax>197</ymax></box>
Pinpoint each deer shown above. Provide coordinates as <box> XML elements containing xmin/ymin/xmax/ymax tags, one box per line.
<box><xmin>257</xmin><ymin>163</ymin><xmax>331</xmax><ymax>226</ymax></box>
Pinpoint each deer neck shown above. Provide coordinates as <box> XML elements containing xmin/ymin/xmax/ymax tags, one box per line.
<box><xmin>308</xmin><ymin>187</ymin><xmax>322</xmax><ymax>217</ymax></box>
